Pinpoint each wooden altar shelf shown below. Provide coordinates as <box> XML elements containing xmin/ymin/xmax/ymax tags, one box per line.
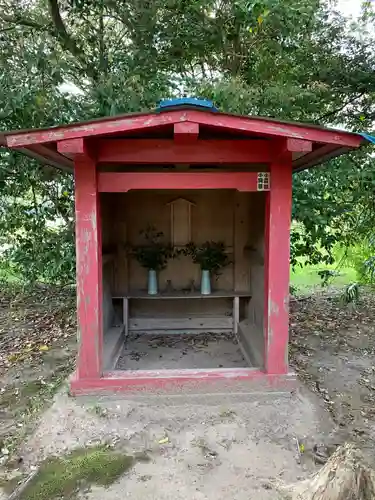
<box><xmin>113</xmin><ymin>291</ymin><xmax>251</xmax><ymax>299</ymax></box>
<box><xmin>114</xmin><ymin>291</ymin><xmax>252</xmax><ymax>336</ymax></box>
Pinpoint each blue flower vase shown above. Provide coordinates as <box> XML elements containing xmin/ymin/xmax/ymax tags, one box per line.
<box><xmin>148</xmin><ymin>269</ymin><xmax>158</xmax><ymax>295</ymax></box>
<box><xmin>201</xmin><ymin>269</ymin><xmax>211</xmax><ymax>295</ymax></box>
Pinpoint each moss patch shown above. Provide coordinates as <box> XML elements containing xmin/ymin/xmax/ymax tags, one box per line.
<box><xmin>0</xmin><ymin>474</ymin><xmax>22</xmax><ymax>495</ymax></box>
<box><xmin>18</xmin><ymin>446</ymin><xmax>136</xmax><ymax>500</ymax></box>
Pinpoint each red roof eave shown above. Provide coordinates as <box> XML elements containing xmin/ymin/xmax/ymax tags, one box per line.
<box><xmin>0</xmin><ymin>107</ymin><xmax>365</xmax><ymax>172</ymax></box>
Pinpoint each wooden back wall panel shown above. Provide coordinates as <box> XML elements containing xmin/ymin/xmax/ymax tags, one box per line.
<box><xmin>102</xmin><ymin>190</ymin><xmax>264</xmax><ymax>298</ymax></box>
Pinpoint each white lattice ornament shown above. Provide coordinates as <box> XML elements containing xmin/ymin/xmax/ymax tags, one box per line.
<box><xmin>257</xmin><ymin>172</ymin><xmax>270</xmax><ymax>191</ymax></box>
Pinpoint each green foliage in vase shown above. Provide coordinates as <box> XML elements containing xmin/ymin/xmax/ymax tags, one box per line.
<box><xmin>130</xmin><ymin>227</ymin><xmax>173</xmax><ymax>272</ymax></box>
<box><xmin>185</xmin><ymin>241</ymin><xmax>230</xmax><ymax>275</ymax></box>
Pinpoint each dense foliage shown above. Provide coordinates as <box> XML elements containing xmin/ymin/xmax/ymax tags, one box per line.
<box><xmin>0</xmin><ymin>0</ymin><xmax>374</xmax><ymax>283</ymax></box>
<box><xmin>130</xmin><ymin>227</ymin><xmax>174</xmax><ymax>271</ymax></box>
<box><xmin>185</xmin><ymin>241</ymin><xmax>230</xmax><ymax>274</ymax></box>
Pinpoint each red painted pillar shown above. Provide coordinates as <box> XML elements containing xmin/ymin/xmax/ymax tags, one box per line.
<box><xmin>264</xmin><ymin>156</ymin><xmax>292</xmax><ymax>374</ymax></box>
<box><xmin>74</xmin><ymin>154</ymin><xmax>103</xmax><ymax>379</ymax></box>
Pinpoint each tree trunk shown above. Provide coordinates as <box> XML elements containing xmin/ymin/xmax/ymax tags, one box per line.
<box><xmin>283</xmin><ymin>443</ymin><xmax>375</xmax><ymax>500</ymax></box>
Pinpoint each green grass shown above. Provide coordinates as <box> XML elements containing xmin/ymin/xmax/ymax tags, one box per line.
<box><xmin>18</xmin><ymin>446</ymin><xmax>136</xmax><ymax>500</ymax></box>
<box><xmin>0</xmin><ymin>259</ymin><xmax>22</xmax><ymax>283</ymax></box>
<box><xmin>290</xmin><ymin>261</ymin><xmax>357</xmax><ymax>294</ymax></box>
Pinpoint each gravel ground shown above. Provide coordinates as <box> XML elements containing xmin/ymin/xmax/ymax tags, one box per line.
<box><xmin>116</xmin><ymin>332</ymin><xmax>248</xmax><ymax>370</ymax></box>
<box><xmin>15</xmin><ymin>383</ymin><xmax>333</xmax><ymax>500</ymax></box>
<box><xmin>290</xmin><ymin>293</ymin><xmax>375</xmax><ymax>465</ymax></box>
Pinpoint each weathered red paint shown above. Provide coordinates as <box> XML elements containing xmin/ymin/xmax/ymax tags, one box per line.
<box><xmin>75</xmin><ymin>154</ymin><xmax>103</xmax><ymax>379</ymax></box>
<box><xmin>0</xmin><ymin>105</ymin><xmax>363</xmax><ymax>396</ymax></box>
<box><xmin>6</xmin><ymin>112</ymin><xmax>181</xmax><ymax>147</ymax></box>
<box><xmin>25</xmin><ymin>144</ymin><xmax>73</xmax><ymax>170</ymax></box>
<box><xmin>97</xmin><ymin>139</ymin><xmax>271</xmax><ymax>164</ymax></box>
<box><xmin>185</xmin><ymin>110</ymin><xmax>363</xmax><ymax>147</ymax></box>
<box><xmin>264</xmin><ymin>156</ymin><xmax>292</xmax><ymax>375</ymax></box>
<box><xmin>5</xmin><ymin>109</ymin><xmax>363</xmax><ymax>149</ymax></box>
<box><xmin>286</xmin><ymin>138</ymin><xmax>312</xmax><ymax>153</ymax></box>
<box><xmin>174</xmin><ymin>122</ymin><xmax>199</xmax><ymax>144</ymax></box>
<box><xmin>57</xmin><ymin>138</ymin><xmax>87</xmax><ymax>155</ymax></box>
<box><xmin>98</xmin><ymin>172</ymin><xmax>265</xmax><ymax>192</ymax></box>
<box><xmin>69</xmin><ymin>368</ymin><xmax>296</xmax><ymax>394</ymax></box>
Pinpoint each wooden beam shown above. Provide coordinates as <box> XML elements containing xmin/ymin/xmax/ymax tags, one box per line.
<box><xmin>234</xmin><ymin>192</ymin><xmax>251</xmax><ymax>292</ymax></box>
<box><xmin>97</xmin><ymin>139</ymin><xmax>271</xmax><ymax>164</ymax></box>
<box><xmin>273</xmin><ymin>138</ymin><xmax>313</xmax><ymax>161</ymax></box>
<box><xmin>70</xmin><ymin>368</ymin><xmax>287</xmax><ymax>395</ymax></box>
<box><xmin>6</xmin><ymin>112</ymin><xmax>183</xmax><ymax>147</ymax></box>
<box><xmin>185</xmin><ymin>110</ymin><xmax>363</xmax><ymax>148</ymax></box>
<box><xmin>5</xmin><ymin>109</ymin><xmax>363</xmax><ymax>150</ymax></box>
<box><xmin>264</xmin><ymin>155</ymin><xmax>292</xmax><ymax>375</ymax></box>
<box><xmin>286</xmin><ymin>138</ymin><xmax>312</xmax><ymax>152</ymax></box>
<box><xmin>98</xmin><ymin>172</ymin><xmax>265</xmax><ymax>192</ymax></box>
<box><xmin>292</xmin><ymin>144</ymin><xmax>345</xmax><ymax>171</ymax></box>
<box><xmin>57</xmin><ymin>138</ymin><xmax>87</xmax><ymax>155</ymax></box>
<box><xmin>174</xmin><ymin>122</ymin><xmax>199</xmax><ymax>144</ymax></box>
<box><xmin>20</xmin><ymin>144</ymin><xmax>73</xmax><ymax>171</ymax></box>
<box><xmin>74</xmin><ymin>154</ymin><xmax>103</xmax><ymax>379</ymax></box>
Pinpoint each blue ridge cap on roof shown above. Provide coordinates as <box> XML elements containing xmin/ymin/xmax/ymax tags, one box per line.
<box><xmin>158</xmin><ymin>98</ymin><xmax>218</xmax><ymax>111</ymax></box>
<box><xmin>360</xmin><ymin>132</ymin><xmax>375</xmax><ymax>144</ymax></box>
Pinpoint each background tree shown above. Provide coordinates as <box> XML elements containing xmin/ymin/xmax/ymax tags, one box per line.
<box><xmin>0</xmin><ymin>0</ymin><xmax>374</xmax><ymax>283</ymax></box>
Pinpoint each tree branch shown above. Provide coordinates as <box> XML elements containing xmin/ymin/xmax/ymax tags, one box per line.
<box><xmin>0</xmin><ymin>13</ymin><xmax>48</xmax><ymax>30</ymax></box>
<box><xmin>1</xmin><ymin>3</ymin><xmax>99</xmax><ymax>82</ymax></box>
<box><xmin>47</xmin><ymin>0</ymin><xmax>80</xmax><ymax>55</ymax></box>
<box><xmin>98</xmin><ymin>0</ymin><xmax>107</xmax><ymax>75</ymax></box>
<box><xmin>47</xmin><ymin>0</ymin><xmax>99</xmax><ymax>81</ymax></box>
<box><xmin>318</xmin><ymin>90</ymin><xmax>367</xmax><ymax>121</ymax></box>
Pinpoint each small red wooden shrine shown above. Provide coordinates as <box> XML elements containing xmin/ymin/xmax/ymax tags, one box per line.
<box><xmin>0</xmin><ymin>99</ymin><xmax>365</xmax><ymax>394</ymax></box>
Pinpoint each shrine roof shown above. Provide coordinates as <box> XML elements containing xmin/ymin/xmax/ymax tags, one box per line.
<box><xmin>0</xmin><ymin>98</ymin><xmax>371</xmax><ymax>172</ymax></box>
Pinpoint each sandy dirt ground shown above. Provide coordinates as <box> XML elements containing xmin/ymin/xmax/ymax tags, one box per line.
<box><xmin>0</xmin><ymin>286</ymin><xmax>76</xmax><ymax>461</ymax></box>
<box><xmin>2</xmin><ymin>288</ymin><xmax>375</xmax><ymax>498</ymax></box>
<box><xmin>19</xmin><ymin>386</ymin><xmax>331</xmax><ymax>500</ymax></box>
<box><xmin>290</xmin><ymin>293</ymin><xmax>375</xmax><ymax>465</ymax></box>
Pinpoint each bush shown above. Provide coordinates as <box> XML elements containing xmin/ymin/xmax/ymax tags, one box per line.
<box><xmin>337</xmin><ymin>239</ymin><xmax>375</xmax><ymax>285</ymax></box>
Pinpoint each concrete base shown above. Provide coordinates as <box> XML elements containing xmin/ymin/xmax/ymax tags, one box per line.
<box><xmin>69</xmin><ymin>368</ymin><xmax>297</xmax><ymax>395</ymax></box>
<box><xmin>72</xmin><ymin>328</ymin><xmax>295</xmax><ymax>396</ymax></box>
